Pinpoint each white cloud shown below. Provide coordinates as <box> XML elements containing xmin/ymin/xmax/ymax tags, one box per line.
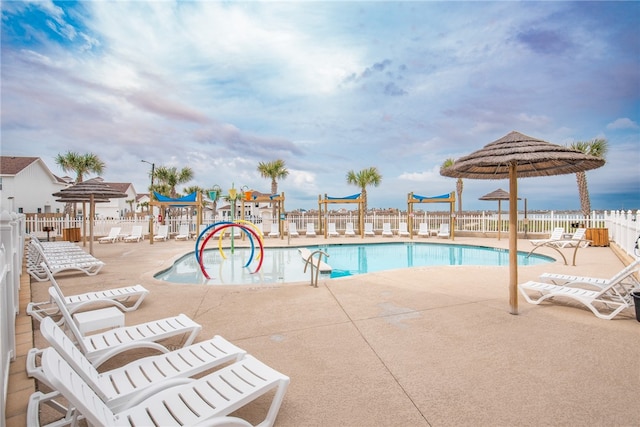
<box><xmin>606</xmin><ymin>118</ymin><xmax>639</xmax><ymax>130</ymax></box>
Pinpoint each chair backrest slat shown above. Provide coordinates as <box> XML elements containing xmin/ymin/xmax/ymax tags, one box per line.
<box><xmin>41</xmin><ymin>348</ymin><xmax>119</xmax><ymax>426</ymax></box>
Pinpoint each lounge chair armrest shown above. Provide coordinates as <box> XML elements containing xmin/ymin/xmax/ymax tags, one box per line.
<box><xmin>28</xmin><ymin>390</ymin><xmax>77</xmax><ymax>425</ymax></box>
<box><xmin>26</xmin><ymin>348</ymin><xmax>47</xmax><ymax>383</ymax></box>
<box><xmin>91</xmin><ymin>341</ymin><xmax>170</xmax><ymax>368</ymax></box>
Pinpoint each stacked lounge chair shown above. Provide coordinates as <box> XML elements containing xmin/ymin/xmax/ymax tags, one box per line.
<box><xmin>26</xmin><ymin>262</ymin><xmax>290</xmax><ymax>427</ymax></box>
<box><xmin>27</xmin><ymin>237</ymin><xmax>105</xmax><ymax>281</ymax></box>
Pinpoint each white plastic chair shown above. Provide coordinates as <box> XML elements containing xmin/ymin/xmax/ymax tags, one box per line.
<box><xmin>154</xmin><ymin>224</ymin><xmax>169</xmax><ymax>241</ymax></box>
<box><xmin>28</xmin><ymin>317</ymin><xmax>246</xmax><ymax>411</ymax></box>
<box><xmin>124</xmin><ymin>225</ymin><xmax>144</xmax><ymax>242</ymax></box>
<box><xmin>30</xmin><ymin>347</ymin><xmax>290</xmax><ymax>427</ymax></box>
<box><xmin>344</xmin><ymin>223</ymin><xmax>356</xmax><ymax>237</ymax></box>
<box><xmin>364</xmin><ymin>223</ymin><xmax>375</xmax><ymax>237</ymax></box>
<box><xmin>175</xmin><ymin>224</ymin><xmax>191</xmax><ymax>240</ymax></box>
<box><xmin>381</xmin><ymin>223</ymin><xmax>393</xmax><ymax>237</ymax></box>
<box><xmin>27</xmin><ymin>270</ymin><xmax>148</xmax><ymax>323</ymax></box>
<box><xmin>306</xmin><ymin>223</ymin><xmax>317</xmax><ymax>237</ymax></box>
<box><xmin>98</xmin><ymin>227</ymin><xmax>121</xmax><ymax>244</ymax></box>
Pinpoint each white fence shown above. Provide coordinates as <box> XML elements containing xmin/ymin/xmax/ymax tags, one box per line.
<box><xmin>3</xmin><ymin>209</ymin><xmax>639</xmax><ymax>419</ymax></box>
<box><xmin>1</xmin><ymin>212</ymin><xmax>24</xmax><ymax>426</ymax></box>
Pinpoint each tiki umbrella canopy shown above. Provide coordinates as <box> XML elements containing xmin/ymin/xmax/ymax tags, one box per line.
<box><xmin>479</xmin><ymin>188</ymin><xmax>520</xmax><ymax>241</ymax></box>
<box><xmin>52</xmin><ymin>179</ymin><xmax>127</xmax><ymax>255</ymax></box>
<box><xmin>441</xmin><ymin>131</ymin><xmax>605</xmax><ymax>314</ymax></box>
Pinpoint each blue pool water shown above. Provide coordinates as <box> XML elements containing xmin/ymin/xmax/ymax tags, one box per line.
<box><xmin>154</xmin><ymin>242</ymin><xmax>554</xmax><ymax>285</ymax></box>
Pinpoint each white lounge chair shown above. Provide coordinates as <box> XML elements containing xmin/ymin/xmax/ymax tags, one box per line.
<box><xmin>175</xmin><ymin>224</ymin><xmax>191</xmax><ymax>240</ymax></box>
<box><xmin>27</xmin><ymin>270</ymin><xmax>148</xmax><ymax>323</ymax></box>
<box><xmin>364</xmin><ymin>223</ymin><xmax>375</xmax><ymax>237</ymax></box>
<box><xmin>381</xmin><ymin>223</ymin><xmax>393</xmax><ymax>237</ymax></box>
<box><xmin>417</xmin><ymin>223</ymin><xmax>429</xmax><ymax>237</ymax></box>
<box><xmin>98</xmin><ymin>227</ymin><xmax>121</xmax><ymax>244</ymax></box>
<box><xmin>344</xmin><ymin>222</ymin><xmax>356</xmax><ymax>237</ymax></box>
<box><xmin>398</xmin><ymin>222</ymin><xmax>410</xmax><ymax>237</ymax></box>
<box><xmin>49</xmin><ymin>286</ymin><xmax>200</xmax><ymax>366</ymax></box>
<box><xmin>546</xmin><ymin>228</ymin><xmax>590</xmax><ymax>249</ymax></box>
<box><xmin>27</xmin><ymin>242</ymin><xmax>105</xmax><ymax>282</ymax></box>
<box><xmin>268</xmin><ymin>223</ymin><xmax>280</xmax><ymax>238</ymax></box>
<box><xmin>327</xmin><ymin>223</ymin><xmax>339</xmax><ymax>237</ymax></box>
<box><xmin>539</xmin><ymin>259</ymin><xmax>640</xmax><ymax>292</ymax></box>
<box><xmin>306</xmin><ymin>222</ymin><xmax>317</xmax><ymax>237</ymax></box>
<box><xmin>288</xmin><ymin>222</ymin><xmax>299</xmax><ymax>237</ymax></box>
<box><xmin>30</xmin><ymin>347</ymin><xmax>289</xmax><ymax>427</ymax></box>
<box><xmin>518</xmin><ymin>262</ymin><xmax>640</xmax><ymax>320</ymax></box>
<box><xmin>436</xmin><ymin>223</ymin><xmax>450</xmax><ymax>238</ymax></box>
<box><xmin>154</xmin><ymin>224</ymin><xmax>169</xmax><ymax>241</ymax></box>
<box><xmin>529</xmin><ymin>227</ymin><xmax>564</xmax><ymax>246</ymax></box>
<box><xmin>124</xmin><ymin>225</ymin><xmax>144</xmax><ymax>242</ymax></box>
<box><xmin>28</xmin><ymin>317</ymin><xmax>246</xmax><ymax>411</ymax></box>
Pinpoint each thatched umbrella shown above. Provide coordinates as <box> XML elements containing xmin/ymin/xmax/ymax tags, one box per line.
<box><xmin>479</xmin><ymin>188</ymin><xmax>520</xmax><ymax>241</ymax></box>
<box><xmin>53</xmin><ymin>179</ymin><xmax>127</xmax><ymax>255</ymax></box>
<box><xmin>441</xmin><ymin>131</ymin><xmax>605</xmax><ymax>314</ymax></box>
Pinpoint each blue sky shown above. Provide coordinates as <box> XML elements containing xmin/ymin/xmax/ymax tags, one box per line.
<box><xmin>2</xmin><ymin>1</ymin><xmax>639</xmax><ymax>212</ymax></box>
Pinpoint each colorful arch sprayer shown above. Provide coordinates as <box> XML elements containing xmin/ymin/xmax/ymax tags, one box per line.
<box><xmin>195</xmin><ymin>221</ymin><xmax>265</xmax><ymax>279</ymax></box>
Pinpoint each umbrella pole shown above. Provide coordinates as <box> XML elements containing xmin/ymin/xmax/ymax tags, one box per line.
<box><xmin>498</xmin><ymin>200</ymin><xmax>501</xmax><ymax>240</ymax></box>
<box><xmin>89</xmin><ymin>195</ymin><xmax>95</xmax><ymax>255</ymax></box>
<box><xmin>509</xmin><ymin>162</ymin><xmax>518</xmax><ymax>315</ymax></box>
<box><xmin>82</xmin><ymin>201</ymin><xmax>87</xmax><ymax>247</ymax></box>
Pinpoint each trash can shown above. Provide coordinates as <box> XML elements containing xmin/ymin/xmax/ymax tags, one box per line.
<box><xmin>632</xmin><ymin>291</ymin><xmax>640</xmax><ymax>323</ymax></box>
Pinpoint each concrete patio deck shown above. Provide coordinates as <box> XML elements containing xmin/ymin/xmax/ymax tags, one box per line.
<box><xmin>7</xmin><ymin>235</ymin><xmax>640</xmax><ymax>426</ymax></box>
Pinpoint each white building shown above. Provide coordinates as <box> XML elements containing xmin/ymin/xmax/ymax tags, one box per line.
<box><xmin>91</xmin><ymin>179</ymin><xmax>138</xmax><ymax>219</ymax></box>
<box><xmin>0</xmin><ymin>156</ymin><xmax>68</xmax><ymax>214</ymax></box>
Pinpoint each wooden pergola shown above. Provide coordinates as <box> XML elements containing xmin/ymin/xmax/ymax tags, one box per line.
<box><xmin>149</xmin><ymin>191</ymin><xmax>202</xmax><ymax>244</ymax></box>
<box><xmin>318</xmin><ymin>193</ymin><xmax>364</xmax><ymax>239</ymax></box>
<box><xmin>241</xmin><ymin>191</ymin><xmax>285</xmax><ymax>239</ymax></box>
<box><xmin>407</xmin><ymin>191</ymin><xmax>456</xmax><ymax>240</ymax></box>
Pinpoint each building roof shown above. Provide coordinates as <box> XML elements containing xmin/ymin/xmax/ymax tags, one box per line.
<box><xmin>100</xmin><ymin>181</ymin><xmax>133</xmax><ymax>194</ymax></box>
<box><xmin>1</xmin><ymin>155</ymin><xmax>68</xmax><ymax>183</ymax></box>
<box><xmin>0</xmin><ymin>156</ymin><xmax>39</xmax><ymax>175</ymax></box>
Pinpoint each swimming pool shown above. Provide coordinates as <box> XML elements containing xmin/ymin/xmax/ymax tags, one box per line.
<box><xmin>154</xmin><ymin>242</ymin><xmax>554</xmax><ymax>285</ymax></box>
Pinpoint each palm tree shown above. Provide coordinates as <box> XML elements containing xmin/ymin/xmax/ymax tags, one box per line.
<box><xmin>183</xmin><ymin>185</ymin><xmax>205</xmax><ymax>218</ymax></box>
<box><xmin>257</xmin><ymin>159</ymin><xmax>289</xmax><ymax>218</ymax></box>
<box><xmin>125</xmin><ymin>199</ymin><xmax>135</xmax><ymax>218</ymax></box>
<box><xmin>55</xmin><ymin>151</ymin><xmax>105</xmax><ymax>217</ymax></box>
<box><xmin>153</xmin><ymin>166</ymin><xmax>194</xmax><ymax>220</ymax></box>
<box><xmin>569</xmin><ymin>138</ymin><xmax>609</xmax><ymax>217</ymax></box>
<box><xmin>442</xmin><ymin>158</ymin><xmax>463</xmax><ymax>215</ymax></box>
<box><xmin>346</xmin><ymin>167</ymin><xmax>382</xmax><ymax>213</ymax></box>
<box><xmin>55</xmin><ymin>151</ymin><xmax>105</xmax><ymax>183</ymax></box>
<box><xmin>153</xmin><ymin>166</ymin><xmax>194</xmax><ymax>198</ymax></box>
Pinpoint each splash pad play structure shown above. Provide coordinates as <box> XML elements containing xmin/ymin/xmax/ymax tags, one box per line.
<box><xmin>194</xmin><ymin>221</ymin><xmax>265</xmax><ymax>279</ymax></box>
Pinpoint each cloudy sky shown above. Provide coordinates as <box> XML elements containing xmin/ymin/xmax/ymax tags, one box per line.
<box><xmin>2</xmin><ymin>1</ymin><xmax>639</xmax><ymax>212</ymax></box>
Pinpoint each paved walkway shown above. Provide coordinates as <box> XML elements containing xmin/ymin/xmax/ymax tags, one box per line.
<box><xmin>7</xmin><ymin>235</ymin><xmax>640</xmax><ymax>426</ymax></box>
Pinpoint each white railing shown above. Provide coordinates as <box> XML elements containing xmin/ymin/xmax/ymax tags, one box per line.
<box><xmin>1</xmin><ymin>211</ymin><xmax>25</xmax><ymax>426</ymax></box>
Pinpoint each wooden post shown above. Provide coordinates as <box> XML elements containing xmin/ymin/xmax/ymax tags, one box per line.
<box><xmin>509</xmin><ymin>162</ymin><xmax>518</xmax><ymax>315</ymax></box>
